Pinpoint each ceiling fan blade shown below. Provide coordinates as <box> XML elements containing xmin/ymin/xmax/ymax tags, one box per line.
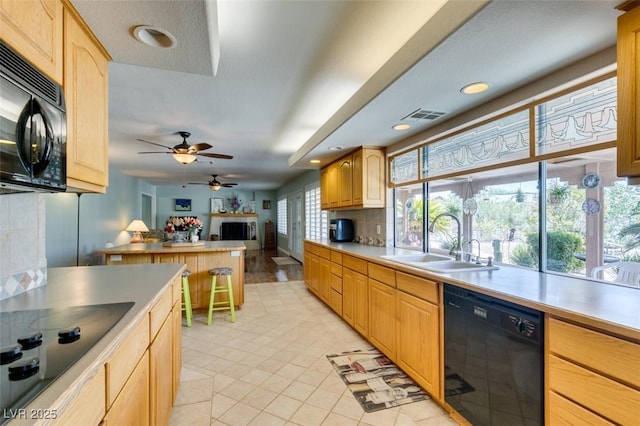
<box><xmin>137</xmin><ymin>138</ymin><xmax>173</xmax><ymax>150</ymax></box>
<box><xmin>197</xmin><ymin>152</ymin><xmax>233</xmax><ymax>160</ymax></box>
<box><xmin>222</xmin><ymin>183</ymin><xmax>238</xmax><ymax>187</ymax></box>
<box><xmin>191</xmin><ymin>143</ymin><xmax>213</xmax><ymax>151</ymax></box>
<box><xmin>188</xmin><ymin>182</ymin><xmax>208</xmax><ymax>185</ymax></box>
<box><xmin>137</xmin><ymin>151</ymin><xmax>172</xmax><ymax>154</ymax></box>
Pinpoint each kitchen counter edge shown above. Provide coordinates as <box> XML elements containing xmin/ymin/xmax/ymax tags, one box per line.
<box><xmin>308</xmin><ymin>239</ymin><xmax>640</xmax><ymax>342</ymax></box>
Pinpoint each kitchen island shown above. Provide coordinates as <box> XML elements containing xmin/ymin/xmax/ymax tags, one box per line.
<box><xmin>99</xmin><ymin>240</ymin><xmax>246</xmax><ymax>309</ymax></box>
<box><xmin>0</xmin><ymin>263</ymin><xmax>184</xmax><ymax>425</ymax></box>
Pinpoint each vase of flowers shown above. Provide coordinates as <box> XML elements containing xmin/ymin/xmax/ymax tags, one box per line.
<box><xmin>229</xmin><ymin>195</ymin><xmax>242</xmax><ymax>213</ymax></box>
<box><xmin>165</xmin><ymin>216</ymin><xmax>203</xmax><ymax>242</ymax></box>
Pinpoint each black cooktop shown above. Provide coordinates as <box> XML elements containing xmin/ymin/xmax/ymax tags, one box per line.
<box><xmin>0</xmin><ymin>302</ymin><xmax>134</xmax><ymax>421</ymax></box>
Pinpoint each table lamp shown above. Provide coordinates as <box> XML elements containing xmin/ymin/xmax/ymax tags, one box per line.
<box><xmin>126</xmin><ymin>219</ymin><xmax>149</xmax><ymax>243</ymax></box>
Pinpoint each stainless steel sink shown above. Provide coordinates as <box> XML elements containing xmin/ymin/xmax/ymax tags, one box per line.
<box><xmin>380</xmin><ymin>253</ymin><xmax>498</xmax><ymax>273</ymax></box>
<box><xmin>415</xmin><ymin>260</ymin><xmax>498</xmax><ymax>273</ymax></box>
<box><xmin>379</xmin><ymin>253</ymin><xmax>450</xmax><ymax>263</ymax></box>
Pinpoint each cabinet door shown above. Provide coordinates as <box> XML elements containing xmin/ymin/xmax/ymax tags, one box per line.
<box><xmin>396</xmin><ymin>291</ymin><xmax>440</xmax><ymax>397</ymax></box>
<box><xmin>352</xmin><ymin>148</ymin><xmax>385</xmax><ymax>207</ymax></box>
<box><xmin>342</xmin><ymin>268</ymin><xmax>355</xmax><ymax>326</ymax></box>
<box><xmin>320</xmin><ymin>168</ymin><xmax>330</xmax><ymax>209</ymax></box>
<box><xmin>309</xmin><ymin>254</ymin><xmax>320</xmax><ymax>295</ymax></box>
<box><xmin>368</xmin><ymin>279</ymin><xmax>396</xmax><ymax>359</ymax></box>
<box><xmin>150</xmin><ymin>315</ymin><xmax>173</xmax><ymax>426</ymax></box>
<box><xmin>353</xmin><ymin>271</ymin><xmax>369</xmax><ymax>336</ymax></box>
<box><xmin>172</xmin><ymin>303</ymin><xmax>182</xmax><ymax>402</ymax></box>
<box><xmin>352</xmin><ymin>149</ymin><xmax>364</xmax><ymax>205</ymax></box>
<box><xmin>0</xmin><ymin>0</ymin><xmax>63</xmax><ymax>82</ymax></box>
<box><xmin>617</xmin><ymin>6</ymin><xmax>640</xmax><ymax>178</ymax></box>
<box><xmin>319</xmin><ymin>256</ymin><xmax>331</xmax><ymax>304</ymax></box>
<box><xmin>338</xmin><ymin>155</ymin><xmax>352</xmax><ymax>207</ymax></box>
<box><xmin>104</xmin><ymin>351</ymin><xmax>150</xmax><ymax>426</ymax></box>
<box><xmin>64</xmin><ymin>7</ymin><xmax>109</xmax><ymax>192</ymax></box>
<box><xmin>328</xmin><ymin>162</ymin><xmax>340</xmax><ymax>208</ymax></box>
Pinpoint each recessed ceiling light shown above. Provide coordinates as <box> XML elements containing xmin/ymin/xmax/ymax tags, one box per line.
<box><xmin>392</xmin><ymin>124</ymin><xmax>411</xmax><ymax>131</ymax></box>
<box><xmin>310</xmin><ymin>159</ymin><xmax>321</xmax><ymax>164</ymax></box>
<box><xmin>461</xmin><ymin>82</ymin><xmax>489</xmax><ymax>94</ymax></box>
<box><xmin>133</xmin><ymin>25</ymin><xmax>177</xmax><ymax>48</ymax></box>
<box><xmin>328</xmin><ymin>146</ymin><xmax>343</xmax><ymax>151</ymax></box>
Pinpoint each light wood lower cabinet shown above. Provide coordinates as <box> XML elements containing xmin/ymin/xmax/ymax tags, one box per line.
<box><xmin>547</xmin><ymin>317</ymin><xmax>640</xmax><ymax>425</ymax></box>
<box><xmin>54</xmin><ymin>367</ymin><xmax>106</xmax><ymax>425</ymax></box>
<box><xmin>104</xmin><ymin>351</ymin><xmax>150</xmax><ymax>426</ymax></box>
<box><xmin>150</xmin><ymin>314</ymin><xmax>174</xmax><ymax>426</ymax></box>
<box><xmin>368</xmin><ymin>278</ymin><xmax>396</xmax><ymax>359</ymax></box>
<box><xmin>395</xmin><ymin>290</ymin><xmax>439</xmax><ymax>397</ymax></box>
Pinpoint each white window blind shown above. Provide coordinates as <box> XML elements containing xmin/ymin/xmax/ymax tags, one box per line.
<box><xmin>305</xmin><ymin>183</ymin><xmax>328</xmax><ymax>240</ymax></box>
<box><xmin>277</xmin><ymin>197</ymin><xmax>287</xmax><ymax>235</ymax></box>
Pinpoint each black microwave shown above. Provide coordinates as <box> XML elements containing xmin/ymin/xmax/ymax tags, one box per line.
<box><xmin>0</xmin><ymin>41</ymin><xmax>66</xmax><ymax>192</ymax></box>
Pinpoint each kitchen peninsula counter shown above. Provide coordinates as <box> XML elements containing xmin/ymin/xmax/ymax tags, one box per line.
<box><xmin>308</xmin><ymin>239</ymin><xmax>640</xmax><ymax>341</ymax></box>
<box><xmin>0</xmin><ymin>263</ymin><xmax>184</xmax><ymax>425</ymax></box>
<box><xmin>99</xmin><ymin>240</ymin><xmax>246</xmax><ymax>309</ymax></box>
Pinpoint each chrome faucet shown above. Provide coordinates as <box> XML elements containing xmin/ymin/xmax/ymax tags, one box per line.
<box><xmin>466</xmin><ymin>238</ymin><xmax>481</xmax><ymax>263</ymax></box>
<box><xmin>428</xmin><ymin>213</ymin><xmax>462</xmax><ymax>261</ymax></box>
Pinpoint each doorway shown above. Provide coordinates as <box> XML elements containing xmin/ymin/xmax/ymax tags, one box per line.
<box><xmin>141</xmin><ymin>193</ymin><xmax>155</xmax><ymax>229</ymax></box>
<box><xmin>289</xmin><ymin>190</ymin><xmax>303</xmax><ymax>261</ymax></box>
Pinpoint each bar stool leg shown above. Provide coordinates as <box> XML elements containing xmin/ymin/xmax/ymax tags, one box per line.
<box><xmin>182</xmin><ymin>272</ymin><xmax>193</xmax><ymax>327</ymax></box>
<box><xmin>207</xmin><ymin>275</ymin><xmax>217</xmax><ymax>326</ymax></box>
<box><xmin>226</xmin><ymin>274</ymin><xmax>236</xmax><ymax>323</ymax></box>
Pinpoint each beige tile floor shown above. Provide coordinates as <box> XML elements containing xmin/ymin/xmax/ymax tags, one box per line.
<box><xmin>169</xmin><ymin>280</ymin><xmax>456</xmax><ymax>426</ymax></box>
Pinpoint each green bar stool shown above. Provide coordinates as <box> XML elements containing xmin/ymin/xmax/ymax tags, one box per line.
<box><xmin>182</xmin><ymin>269</ymin><xmax>193</xmax><ymax>327</ymax></box>
<box><xmin>207</xmin><ymin>267</ymin><xmax>236</xmax><ymax>325</ymax></box>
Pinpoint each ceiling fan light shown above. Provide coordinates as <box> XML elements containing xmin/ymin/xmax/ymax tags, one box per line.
<box><xmin>210</xmin><ymin>183</ymin><xmax>222</xmax><ymax>191</ymax></box>
<box><xmin>173</xmin><ymin>153</ymin><xmax>197</xmax><ymax>164</ymax></box>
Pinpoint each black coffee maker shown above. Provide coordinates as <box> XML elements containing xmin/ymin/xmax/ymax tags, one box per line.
<box><xmin>329</xmin><ymin>219</ymin><xmax>354</xmax><ymax>242</ymax></box>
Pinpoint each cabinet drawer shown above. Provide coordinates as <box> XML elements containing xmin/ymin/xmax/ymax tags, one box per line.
<box><xmin>548</xmin><ymin>355</ymin><xmax>640</xmax><ymax>425</ymax></box>
<box><xmin>56</xmin><ymin>366</ymin><xmax>106</xmax><ymax>425</ymax></box>
<box><xmin>331</xmin><ymin>262</ymin><xmax>342</xmax><ymax>277</ymax></box>
<box><xmin>316</xmin><ymin>246</ymin><xmax>331</xmax><ymax>260</ymax></box>
<box><xmin>305</xmin><ymin>242</ymin><xmax>317</xmax><ymax>255</ymax></box>
<box><xmin>106</xmin><ymin>315</ymin><xmax>150</xmax><ymax>407</ymax></box>
<box><xmin>396</xmin><ymin>272</ymin><xmax>438</xmax><ymax>304</ymax></box>
<box><xmin>368</xmin><ymin>263</ymin><xmax>396</xmax><ymax>288</ymax></box>
<box><xmin>548</xmin><ymin>318</ymin><xmax>640</xmax><ymax>388</ymax></box>
<box><xmin>343</xmin><ymin>255</ymin><xmax>368</xmax><ymax>275</ymax></box>
<box><xmin>150</xmin><ymin>287</ymin><xmax>172</xmax><ymax>339</ymax></box>
<box><xmin>331</xmin><ymin>250</ymin><xmax>343</xmax><ymax>265</ymax></box>
<box><xmin>331</xmin><ymin>273</ymin><xmax>342</xmax><ymax>293</ymax></box>
<box><xmin>548</xmin><ymin>391</ymin><xmax>614</xmax><ymax>426</ymax></box>
<box><xmin>172</xmin><ymin>275</ymin><xmax>181</xmax><ymax>306</ymax></box>
<box><xmin>330</xmin><ymin>289</ymin><xmax>343</xmax><ymax>316</ymax></box>
<box><xmin>104</xmin><ymin>351</ymin><xmax>150</xmax><ymax>426</ymax></box>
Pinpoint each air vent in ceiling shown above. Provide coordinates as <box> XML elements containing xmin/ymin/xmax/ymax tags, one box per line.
<box><xmin>402</xmin><ymin>108</ymin><xmax>446</xmax><ymax>121</ymax></box>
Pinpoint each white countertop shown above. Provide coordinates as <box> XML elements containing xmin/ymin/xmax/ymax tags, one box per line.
<box><xmin>313</xmin><ymin>240</ymin><xmax>640</xmax><ymax>341</ymax></box>
<box><xmin>0</xmin><ymin>263</ymin><xmax>184</xmax><ymax>424</ymax></box>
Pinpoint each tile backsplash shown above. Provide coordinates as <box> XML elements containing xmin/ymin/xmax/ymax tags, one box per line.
<box><xmin>332</xmin><ymin>193</ymin><xmax>394</xmax><ymax>246</ymax></box>
<box><xmin>0</xmin><ymin>193</ymin><xmax>47</xmax><ymax>300</ymax></box>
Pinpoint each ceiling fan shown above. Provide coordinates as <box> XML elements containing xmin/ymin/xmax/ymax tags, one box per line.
<box><xmin>189</xmin><ymin>174</ymin><xmax>238</xmax><ymax>191</ymax></box>
<box><xmin>137</xmin><ymin>131</ymin><xmax>233</xmax><ymax>164</ymax></box>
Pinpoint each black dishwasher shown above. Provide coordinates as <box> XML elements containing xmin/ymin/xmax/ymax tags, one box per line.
<box><xmin>443</xmin><ymin>284</ymin><xmax>543</xmax><ymax>426</ymax></box>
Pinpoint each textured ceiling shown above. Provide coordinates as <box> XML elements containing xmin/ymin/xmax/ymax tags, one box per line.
<box><xmin>71</xmin><ymin>0</ymin><xmax>620</xmax><ymax>190</ymax></box>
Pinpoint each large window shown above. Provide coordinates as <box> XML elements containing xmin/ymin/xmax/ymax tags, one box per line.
<box><xmin>395</xmin><ymin>183</ymin><xmax>424</xmax><ymax>250</ymax></box>
<box><xmin>305</xmin><ymin>183</ymin><xmax>328</xmax><ymax>240</ymax></box>
<box><xmin>277</xmin><ymin>197</ymin><xmax>287</xmax><ymax>235</ymax></box>
<box><xmin>391</xmin><ymin>73</ymin><xmax>638</xmax><ymax>284</ymax></box>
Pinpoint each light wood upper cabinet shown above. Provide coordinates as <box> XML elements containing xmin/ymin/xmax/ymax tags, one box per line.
<box><xmin>338</xmin><ymin>155</ymin><xmax>352</xmax><ymax>207</ymax></box>
<box><xmin>352</xmin><ymin>148</ymin><xmax>385</xmax><ymax>208</ymax></box>
<box><xmin>64</xmin><ymin>4</ymin><xmax>110</xmax><ymax>192</ymax></box>
<box><xmin>321</xmin><ymin>147</ymin><xmax>385</xmax><ymax>210</ymax></box>
<box><xmin>617</xmin><ymin>4</ymin><xmax>640</xmax><ymax>180</ymax></box>
<box><xmin>0</xmin><ymin>0</ymin><xmax>64</xmax><ymax>83</ymax></box>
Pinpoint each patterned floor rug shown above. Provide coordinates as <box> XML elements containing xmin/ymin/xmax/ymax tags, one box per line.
<box><xmin>326</xmin><ymin>348</ymin><xmax>430</xmax><ymax>413</ymax></box>
<box><xmin>271</xmin><ymin>256</ymin><xmax>300</xmax><ymax>265</ymax></box>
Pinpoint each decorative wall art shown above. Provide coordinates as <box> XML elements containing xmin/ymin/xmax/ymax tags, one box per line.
<box><xmin>175</xmin><ymin>198</ymin><xmax>191</xmax><ymax>211</ymax></box>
